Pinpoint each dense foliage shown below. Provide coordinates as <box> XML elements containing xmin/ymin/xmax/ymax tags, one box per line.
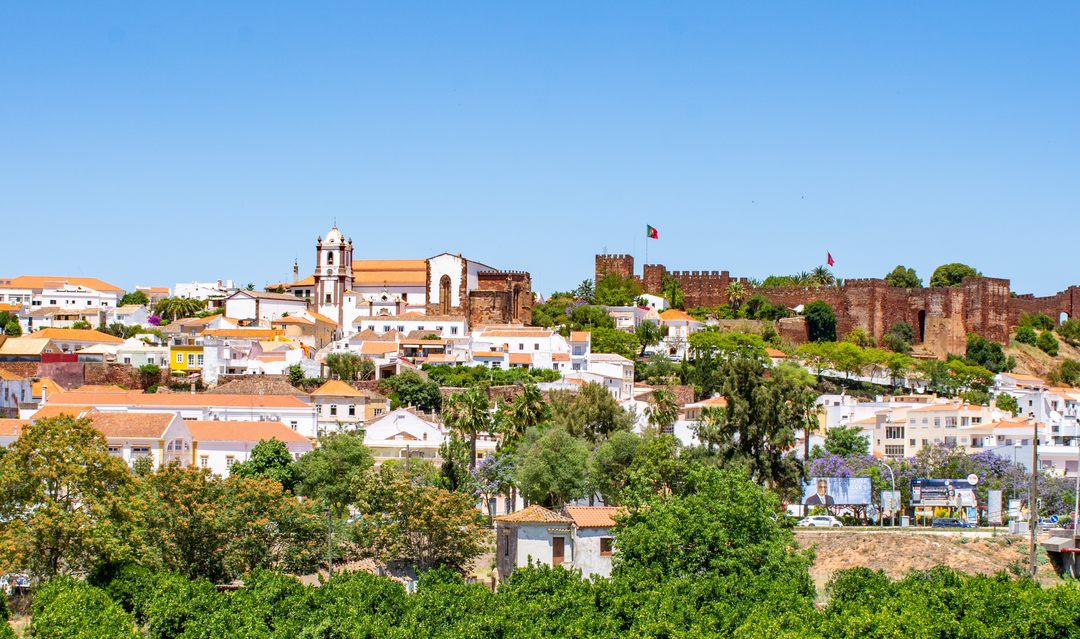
<box><xmin>929</xmin><ymin>262</ymin><xmax>981</xmax><ymax>288</ymax></box>
<box><xmin>883</xmin><ymin>265</ymin><xmax>923</xmax><ymax>288</ymax></box>
<box><xmin>422</xmin><ymin>363</ymin><xmax>559</xmax><ymax>387</ymax></box>
<box><xmin>804</xmin><ymin>300</ymin><xmax>837</xmax><ymax>342</ymax></box>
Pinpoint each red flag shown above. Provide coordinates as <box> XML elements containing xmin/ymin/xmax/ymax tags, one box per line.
<box><xmin>827</xmin><ymin>252</ymin><xmax>835</xmax><ymax>267</ymax></box>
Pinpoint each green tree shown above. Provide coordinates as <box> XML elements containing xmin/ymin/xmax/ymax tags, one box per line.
<box><xmin>587</xmin><ymin>431</ymin><xmax>642</xmax><ymax>506</ymax></box>
<box><xmin>378</xmin><ymin>370</ymin><xmax>442</xmax><ymax>413</ymax></box>
<box><xmin>1015</xmin><ymin>325</ymin><xmax>1037</xmax><ymax>345</ymax></box>
<box><xmin>804</xmin><ymin>300</ymin><xmax>837</xmax><ymax>342</ymax></box>
<box><xmin>1037</xmin><ymin>329</ymin><xmax>1059</xmax><ymax>356</ymax></box>
<box><xmin>830</xmin><ymin>341</ymin><xmax>866</xmax><ymax>379</ymax></box>
<box><xmin>2</xmin><ymin>320</ymin><xmax>20</xmax><ymax>336</ymax></box>
<box><xmin>228</xmin><ymin>439</ymin><xmax>301</xmax><ymax>492</ymax></box>
<box><xmin>644</xmin><ymin>388</ymin><xmax>679</xmax><ymax>435</ymax></box>
<box><xmin>725</xmin><ymin>281</ymin><xmax>747</xmax><ymax>314</ymax></box>
<box><xmin>589</xmin><ymin>327</ymin><xmax>639</xmax><ymax>359</ymax></box>
<box><xmin>119</xmin><ymin>291</ymin><xmax>151</xmax><ymax>307</ymax></box>
<box><xmin>1047</xmin><ymin>359</ymin><xmax>1080</xmax><ymax>387</ymax></box>
<box><xmin>966</xmin><ymin>333</ymin><xmax>1007</xmax><ymax>373</ymax></box>
<box><xmin>325</xmin><ymin>352</ymin><xmax>364</xmax><ymax>381</ymax></box>
<box><xmin>796</xmin><ymin>341</ymin><xmax>834</xmax><ymax>377</ymax></box>
<box><xmin>1057</xmin><ymin>318</ymin><xmax>1080</xmax><ymax>346</ymax></box>
<box><xmin>30</xmin><ymin>578</ymin><xmax>137</xmax><ymax>639</ymax></box>
<box><xmin>549</xmin><ymin>382</ymin><xmax>636</xmax><ymax>443</ymax></box>
<box><xmin>822</xmin><ymin>423</ymin><xmax>870</xmax><ymax>457</ymax></box>
<box><xmin>634</xmin><ymin>321</ymin><xmax>663</xmax><ymax>357</ymax></box>
<box><xmin>295</xmin><ymin>432</ymin><xmax>374</xmax><ymax>516</ymax></box>
<box><xmin>152</xmin><ymin>296</ymin><xmax>206</xmax><ymax>321</ymax></box>
<box><xmin>573</xmin><ymin>279</ymin><xmax>595</xmax><ymax>304</ymax></box>
<box><xmin>811</xmin><ymin>266</ymin><xmax>835</xmax><ymax>286</ymax></box>
<box><xmin>661</xmin><ymin>272</ymin><xmax>685</xmax><ymax>310</ymax></box>
<box><xmin>1019</xmin><ymin>312</ymin><xmax>1055</xmax><ymax>331</ymax></box>
<box><xmin>595</xmin><ymin>273</ymin><xmax>644</xmax><ymax>307</ymax></box>
<box><xmin>509</xmin><ymin>384</ymin><xmax>549</xmax><ymax>442</ymax></box>
<box><xmin>516</xmin><ymin>427</ymin><xmax>589</xmax><ymax>508</ymax></box>
<box><xmin>564</xmin><ymin>304</ymin><xmax>614</xmax><ymax>332</ymax></box>
<box><xmin>0</xmin><ymin>416</ymin><xmax>144</xmax><ymax>580</ymax></box>
<box><xmin>929</xmin><ymin>263</ymin><xmax>981</xmax><ymax>287</ymax></box>
<box><xmin>884</xmin><ymin>265</ymin><xmax>923</xmax><ymax>288</ymax></box>
<box><xmin>442</xmin><ymin>387</ymin><xmax>491</xmax><ymax>470</ymax></box>
<box><xmin>354</xmin><ymin>470</ymin><xmax>490</xmax><ymax>571</ymax></box>
<box><xmin>995</xmin><ymin>393</ymin><xmax>1019</xmax><ymax>417</ymax></box>
<box><xmin>614</xmin><ymin>465</ymin><xmax>814</xmax><ymax>590</ymax></box>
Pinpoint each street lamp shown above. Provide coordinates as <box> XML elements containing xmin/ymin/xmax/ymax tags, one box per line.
<box><xmin>878</xmin><ymin>459</ymin><xmax>897</xmax><ymax>528</ymax></box>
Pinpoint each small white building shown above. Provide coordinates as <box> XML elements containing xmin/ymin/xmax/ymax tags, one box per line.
<box><xmin>174</xmin><ymin>280</ymin><xmax>236</xmax><ymax>302</ymax></box>
<box><xmin>561</xmin><ymin>507</ymin><xmax>619</xmax><ymax>579</ymax></box>
<box><xmin>224</xmin><ymin>290</ymin><xmax>310</xmax><ymax>324</ymax></box>
<box><xmin>495</xmin><ymin>505</ymin><xmax>575</xmax><ymax>580</ymax></box>
<box><xmin>0</xmin><ymin>370</ymin><xmax>31</xmax><ymax>418</ymax></box>
<box><xmin>28</xmin><ymin>407</ymin><xmax>193</xmax><ymax>469</ymax></box>
<box><xmin>107</xmin><ymin>305</ymin><xmax>150</xmax><ymax>328</ymax></box>
<box><xmin>588</xmin><ymin>353</ymin><xmax>635</xmax><ymax>399</ymax></box>
<box><xmin>116</xmin><ymin>337</ymin><xmax>170</xmax><ymax>367</ymax></box>
<box><xmin>186</xmin><ymin>420</ymin><xmax>314</xmax><ymax>477</ymax></box>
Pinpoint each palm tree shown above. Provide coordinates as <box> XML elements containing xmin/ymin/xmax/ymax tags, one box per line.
<box><xmin>510</xmin><ymin>384</ymin><xmax>549</xmax><ymax>440</ymax></box>
<box><xmin>153</xmin><ymin>296</ymin><xmax>207</xmax><ymax>322</ymax></box>
<box><xmin>792</xmin><ymin>271</ymin><xmax>812</xmax><ymax>286</ymax></box>
<box><xmin>645</xmin><ymin>389</ymin><xmax>680</xmax><ymax>435</ymax></box>
<box><xmin>811</xmin><ymin>266</ymin><xmax>835</xmax><ymax>287</ymax></box>
<box><xmin>443</xmin><ymin>387</ymin><xmax>492</xmax><ymax>469</ymax></box>
<box><xmin>725</xmin><ymin>281</ymin><xmax>747</xmax><ymax>314</ymax></box>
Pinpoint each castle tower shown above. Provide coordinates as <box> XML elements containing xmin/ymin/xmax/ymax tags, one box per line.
<box><xmin>312</xmin><ymin>225</ymin><xmax>354</xmax><ymax>326</ymax></box>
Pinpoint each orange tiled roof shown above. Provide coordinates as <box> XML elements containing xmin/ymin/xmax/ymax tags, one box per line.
<box><xmin>508</xmin><ymin>353</ymin><xmax>532</xmax><ymax>365</ymax></box>
<box><xmin>494</xmin><ymin>504</ymin><xmax>573</xmax><ymax>524</ymax></box>
<box><xmin>284</xmin><ymin>275</ymin><xmax>316</xmax><ymax>288</ymax></box>
<box><xmin>72</xmin><ymin>385</ymin><xmax>134</xmax><ymax>394</ymax></box>
<box><xmin>186</xmin><ymin>420</ymin><xmax>312</xmax><ymax>443</ymax></box>
<box><xmin>311</xmin><ymin>380</ymin><xmax>365</xmax><ymax>397</ymax></box>
<box><xmin>660</xmin><ymin>309</ymin><xmax>699</xmax><ymax>322</ymax></box>
<box><xmin>33</xmin><ymin>378</ymin><xmax>65</xmax><ymax>396</ymax></box>
<box><xmin>472</xmin><ymin>351</ymin><xmax>504</xmax><ymax>358</ymax></box>
<box><xmin>562</xmin><ymin>506</ymin><xmax>623</xmax><ymax>528</ymax></box>
<box><xmin>203</xmin><ymin>329</ymin><xmax>283</xmax><ymax>338</ymax></box>
<box><xmin>0</xmin><ymin>419</ymin><xmax>27</xmax><ymax>436</ymax></box>
<box><xmin>27</xmin><ymin>328</ymin><xmax>123</xmax><ymax>343</ymax></box>
<box><xmin>909</xmin><ymin>403</ymin><xmax>963</xmax><ymax>412</ymax></box>
<box><xmin>551</xmin><ymin>353</ymin><xmax>570</xmax><ymax>362</ymax></box>
<box><xmin>87</xmin><ymin>412</ymin><xmax>175</xmax><ymax>439</ymax></box>
<box><xmin>360</xmin><ymin>342</ymin><xmax>400</xmax><ymax>356</ymax></box>
<box><xmin>765</xmin><ymin>348</ymin><xmax>789</xmax><ymax>358</ymax></box>
<box><xmin>0</xmin><ymin>276</ymin><xmax>124</xmax><ymax>292</ymax></box>
<box><xmin>30</xmin><ymin>405</ymin><xmax>95</xmax><ymax>420</ymax></box>
<box><xmin>570</xmin><ymin>331</ymin><xmax>590</xmax><ymax>342</ymax></box>
<box><xmin>0</xmin><ymin>369</ymin><xmax>26</xmax><ymax>382</ymax></box>
<box><xmin>46</xmin><ymin>393</ymin><xmax>310</xmax><ymax>409</ymax></box>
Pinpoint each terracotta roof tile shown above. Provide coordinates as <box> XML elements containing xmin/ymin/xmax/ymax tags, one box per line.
<box><xmin>494</xmin><ymin>505</ymin><xmax>573</xmax><ymax>524</ymax></box>
<box><xmin>660</xmin><ymin>309</ymin><xmax>700</xmax><ymax>322</ymax></box>
<box><xmin>30</xmin><ymin>405</ymin><xmax>95</xmax><ymax>420</ymax></box>
<box><xmin>87</xmin><ymin>412</ymin><xmax>175</xmax><ymax>438</ymax></box>
<box><xmin>186</xmin><ymin>420</ymin><xmax>312</xmax><ymax>443</ymax></box>
<box><xmin>552</xmin><ymin>353</ymin><xmax>570</xmax><ymax>362</ymax></box>
<box><xmin>0</xmin><ymin>369</ymin><xmax>26</xmax><ymax>382</ymax></box>
<box><xmin>311</xmin><ymin>380</ymin><xmax>365</xmax><ymax>397</ymax></box>
<box><xmin>27</xmin><ymin>328</ymin><xmax>124</xmax><ymax>343</ymax></box>
<box><xmin>360</xmin><ymin>342</ymin><xmax>400</xmax><ymax>356</ymax></box>
<box><xmin>0</xmin><ymin>419</ymin><xmax>27</xmax><ymax>436</ymax></box>
<box><xmin>0</xmin><ymin>276</ymin><xmax>124</xmax><ymax>292</ymax></box>
<box><xmin>508</xmin><ymin>353</ymin><xmax>532</xmax><ymax>364</ymax></box>
<box><xmin>33</xmin><ymin>378</ymin><xmax>65</xmax><ymax>396</ymax></box>
<box><xmin>562</xmin><ymin>506</ymin><xmax>623</xmax><ymax>528</ymax></box>
<box><xmin>472</xmin><ymin>351</ymin><xmax>504</xmax><ymax>358</ymax></box>
<box><xmin>72</xmin><ymin>384</ymin><xmax>133</xmax><ymax>394</ymax></box>
<box><xmin>204</xmin><ymin>329</ymin><xmax>282</xmax><ymax>338</ymax></box>
<box><xmin>570</xmin><ymin>331</ymin><xmax>591</xmax><ymax>343</ymax></box>
<box><xmin>47</xmin><ymin>393</ymin><xmax>310</xmax><ymax>408</ymax></box>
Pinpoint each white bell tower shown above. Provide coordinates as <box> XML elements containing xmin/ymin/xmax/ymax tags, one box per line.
<box><xmin>312</xmin><ymin>225</ymin><xmax>354</xmax><ymax>326</ymax></box>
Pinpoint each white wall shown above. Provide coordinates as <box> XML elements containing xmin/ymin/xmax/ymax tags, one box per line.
<box><xmin>226</xmin><ymin>297</ymin><xmax>257</xmax><ymax>320</ymax></box>
<box><xmin>427</xmin><ymin>254</ymin><xmax>464</xmax><ymax>310</ymax></box>
<box><xmin>571</xmin><ymin>528</ymin><xmax>613</xmax><ymax>579</ymax></box>
<box><xmin>195</xmin><ymin>439</ymin><xmax>313</xmax><ymax>477</ymax></box>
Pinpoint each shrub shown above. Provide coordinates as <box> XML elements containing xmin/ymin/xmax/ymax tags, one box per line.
<box><xmin>1037</xmin><ymin>330</ymin><xmax>1059</xmax><ymax>356</ymax></box>
<box><xmin>88</xmin><ymin>562</ymin><xmax>153</xmax><ymax>614</ymax></box>
<box><xmin>30</xmin><ymin>577</ymin><xmax>137</xmax><ymax>639</ymax></box>
<box><xmin>1015</xmin><ymin>325</ymin><xmax>1037</xmax><ymax>345</ymax></box>
<box><xmin>1019</xmin><ymin>312</ymin><xmax>1055</xmax><ymax>331</ymax></box>
<box><xmin>1058</xmin><ymin>318</ymin><xmax>1080</xmax><ymax>346</ymax></box>
<box><xmin>804</xmin><ymin>300</ymin><xmax>837</xmax><ymax>342</ymax></box>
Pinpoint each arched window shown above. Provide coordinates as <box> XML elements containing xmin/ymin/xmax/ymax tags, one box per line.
<box><xmin>164</xmin><ymin>437</ymin><xmax>191</xmax><ymax>466</ymax></box>
<box><xmin>440</xmin><ymin>275</ymin><xmax>452</xmax><ymax>315</ymax></box>
<box><xmin>512</xmin><ymin>285</ymin><xmax>521</xmax><ymax>321</ymax></box>
<box><xmin>327</xmin><ymin>252</ymin><xmax>334</xmax><ymax>265</ymax></box>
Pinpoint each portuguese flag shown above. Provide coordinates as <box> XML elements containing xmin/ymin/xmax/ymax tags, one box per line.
<box><xmin>646</xmin><ymin>225</ymin><xmax>658</xmax><ymax>239</ymax></box>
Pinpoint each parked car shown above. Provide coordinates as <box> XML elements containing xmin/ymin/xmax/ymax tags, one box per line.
<box><xmin>797</xmin><ymin>515</ymin><xmax>842</xmax><ymax>528</ymax></box>
<box><xmin>931</xmin><ymin>517</ymin><xmax>975</xmax><ymax>528</ymax></box>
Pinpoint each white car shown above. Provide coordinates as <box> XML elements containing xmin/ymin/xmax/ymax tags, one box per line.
<box><xmin>797</xmin><ymin>515</ymin><xmax>843</xmax><ymax>528</ymax></box>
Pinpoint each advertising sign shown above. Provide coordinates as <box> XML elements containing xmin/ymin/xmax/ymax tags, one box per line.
<box><xmin>1009</xmin><ymin>499</ymin><xmax>1022</xmax><ymax>520</ymax></box>
<box><xmin>802</xmin><ymin>477</ymin><xmax>872</xmax><ymax>507</ymax></box>
<box><xmin>881</xmin><ymin>490</ymin><xmax>902</xmax><ymax>512</ymax></box>
<box><xmin>910</xmin><ymin>479</ymin><xmax>978</xmax><ymax>508</ymax></box>
<box><xmin>988</xmin><ymin>490</ymin><xmax>1003</xmax><ymax>525</ymax></box>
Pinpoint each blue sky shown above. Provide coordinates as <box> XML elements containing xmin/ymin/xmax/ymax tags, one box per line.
<box><xmin>1</xmin><ymin>3</ymin><xmax>1077</xmax><ymax>296</ymax></box>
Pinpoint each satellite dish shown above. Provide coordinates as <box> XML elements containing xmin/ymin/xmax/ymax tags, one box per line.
<box><xmin>1051</xmin><ymin>411</ymin><xmax>1062</xmax><ymax>422</ymax></box>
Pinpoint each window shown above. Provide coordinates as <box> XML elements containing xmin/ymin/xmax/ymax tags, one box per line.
<box><xmin>148</xmin><ymin>357</ymin><xmax>155</xmax><ymax>365</ymax></box>
<box><xmin>326</xmin><ymin>294</ymin><xmax>332</xmax><ymax>303</ymax></box>
<box><xmin>451</xmin><ymin>326</ymin><xmax>458</xmax><ymax>335</ymax></box>
<box><xmin>317</xmin><ymin>404</ymin><xmax>322</xmax><ymax>415</ymax></box>
<box><xmin>330</xmin><ymin>405</ymin><xmax>337</xmax><ymax>416</ymax></box>
<box><xmin>886</xmin><ymin>426</ymin><xmax>905</xmax><ymax>439</ymax></box>
<box><xmin>436</xmin><ymin>326</ymin><xmax>443</xmax><ymax>332</ymax></box>
<box><xmin>107</xmin><ymin>446</ymin><xmax>121</xmax><ymax>457</ymax></box>
<box><xmin>534</xmin><ymin>343</ymin><xmax>540</xmax><ymax>350</ymax></box>
<box><xmin>972</xmin><ymin>417</ymin><xmax>982</xmax><ymax>424</ymax></box>
<box><xmin>200</xmin><ymin>455</ymin><xmax>209</xmax><ymax>468</ymax></box>
<box><xmin>505</xmin><ymin>535</ymin><xmax>510</xmax><ymax>556</ymax></box>
<box><xmin>50</xmin><ymin>299</ymin><xmax>56</xmax><ymax>305</ymax></box>
<box><xmin>374</xmin><ymin>408</ymin><xmax>383</xmax><ymax>416</ymax></box>
<box><xmin>327</xmin><ymin>252</ymin><xmax>334</xmax><ymax>265</ymax></box>
<box><xmin>944</xmin><ymin>436</ymin><xmax>957</xmax><ymax>446</ymax></box>
<box><xmin>908</xmin><ymin>418</ymin><xmax>915</xmax><ymax>426</ymax></box>
<box><xmin>397</xmin><ymin>326</ymin><xmax>404</xmax><ymax>332</ymax></box>
<box><xmin>383</xmin><ymin>325</ymin><xmax>391</xmax><ymax>332</ymax></box>
<box><xmin>176</xmin><ymin>353</ymin><xmax>183</xmax><ymax>363</ymax></box>
<box><xmin>348</xmin><ymin>404</ymin><xmax>356</xmax><ymax>416</ymax></box>
<box><xmin>124</xmin><ymin>357</ymin><xmax>131</xmax><ymax>364</ymax></box>
<box><xmin>197</xmin><ymin>354</ymin><xmax>204</xmax><ymax>367</ymax></box>
<box><xmin>600</xmin><ymin>538</ymin><xmax>612</xmax><ymax>557</ymax></box>
<box><xmin>885</xmin><ymin>445</ymin><xmax>905</xmax><ymax>456</ymax></box>
<box><xmin>922</xmin><ymin>439</ymin><xmax>929</xmax><ymax>447</ymax></box>
<box><xmin>922</xmin><ymin>418</ymin><xmax>928</xmax><ymax>426</ymax></box>
<box><xmin>934</xmin><ymin>418</ymin><xmax>941</xmax><ymax>427</ymax></box>
<box><xmin>519</xmin><ymin>343</ymin><xmax>524</xmax><ymax>350</ymax></box>
<box><xmin>418</xmin><ymin>326</ymin><xmax>424</xmax><ymax>331</ymax></box>
<box><xmin>961</xmin><ymin>416</ymin><xmax>969</xmax><ymax>426</ymax></box>
<box><xmin>909</xmin><ymin>439</ymin><xmax>916</xmax><ymax>446</ymax></box>
<box><xmin>945</xmin><ymin>417</ymin><xmax>957</xmax><ymax>427</ymax></box>
<box><xmin>290</xmin><ymin>421</ymin><xmax>298</xmax><ymax>430</ymax></box>
<box><xmin>1029</xmin><ymin>400</ymin><xmax>1033</xmax><ymax>406</ymax></box>
<box><xmin>226</xmin><ymin>455</ymin><xmax>236</xmax><ymax>469</ymax></box>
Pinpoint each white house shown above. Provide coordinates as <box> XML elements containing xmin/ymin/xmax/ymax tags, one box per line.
<box><xmin>224</xmin><ymin>290</ymin><xmax>310</xmax><ymax>324</ymax></box>
<box><xmin>0</xmin><ymin>370</ymin><xmax>31</xmax><ymax>418</ymax></box>
<box><xmin>107</xmin><ymin>305</ymin><xmax>150</xmax><ymax>328</ymax></box>
<box><xmin>659</xmin><ymin>310</ymin><xmax>704</xmax><ymax>359</ymax></box>
<box><xmin>185</xmin><ymin>420</ymin><xmax>314</xmax><ymax>477</ymax></box>
<box><xmin>28</xmin><ymin>407</ymin><xmax>193</xmax><ymax>469</ymax></box>
<box><xmin>174</xmin><ymin>280</ymin><xmax>236</xmax><ymax>302</ymax></box>
<box><xmin>116</xmin><ymin>337</ymin><xmax>170</xmax><ymax>367</ymax></box>
<box><xmin>495</xmin><ymin>505</ymin><xmax>575</xmax><ymax>580</ymax></box>
<box><xmin>588</xmin><ymin>353</ymin><xmax>635</xmax><ymax>399</ymax></box>
<box><xmin>354</xmin><ymin>314</ymin><xmax>468</xmax><ymax>340</ymax></box>
<box><xmin>561</xmin><ymin>507</ymin><xmax>619</xmax><ymax>579</ymax></box>
<box><xmin>0</xmin><ymin>276</ymin><xmax>123</xmax><ymax>310</ymax></box>
<box><xmin>363</xmin><ymin>407</ymin><xmax>497</xmax><ymax>465</ymax></box>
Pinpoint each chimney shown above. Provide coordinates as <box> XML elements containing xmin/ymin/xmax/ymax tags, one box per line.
<box><xmin>190</xmin><ymin>380</ymin><xmax>196</xmax><ymax>395</ymax></box>
<box><xmin>41</xmin><ymin>383</ymin><xmax>48</xmax><ymax>405</ymax></box>
<box><xmin>294</xmin><ymin>260</ymin><xmax>299</xmax><ymax>283</ymax></box>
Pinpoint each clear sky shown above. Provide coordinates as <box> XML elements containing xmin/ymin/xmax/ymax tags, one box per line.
<box><xmin>1</xmin><ymin>3</ymin><xmax>1077</xmax><ymax>296</ymax></box>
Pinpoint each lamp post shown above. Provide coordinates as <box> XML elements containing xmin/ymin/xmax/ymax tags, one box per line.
<box><xmin>879</xmin><ymin>460</ymin><xmax>897</xmax><ymax>528</ymax></box>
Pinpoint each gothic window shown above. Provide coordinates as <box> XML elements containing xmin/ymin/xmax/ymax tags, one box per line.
<box><xmin>440</xmin><ymin>275</ymin><xmax>451</xmax><ymax>315</ymax></box>
<box><xmin>327</xmin><ymin>252</ymin><xmax>334</xmax><ymax>265</ymax></box>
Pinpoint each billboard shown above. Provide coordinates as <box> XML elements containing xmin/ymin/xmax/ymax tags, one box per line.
<box><xmin>988</xmin><ymin>490</ymin><xmax>1002</xmax><ymax>525</ymax></box>
<box><xmin>910</xmin><ymin>479</ymin><xmax>978</xmax><ymax>508</ymax></box>
<box><xmin>803</xmin><ymin>477</ymin><xmax>872</xmax><ymax>507</ymax></box>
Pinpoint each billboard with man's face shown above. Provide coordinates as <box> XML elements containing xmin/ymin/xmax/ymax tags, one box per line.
<box><xmin>802</xmin><ymin>477</ymin><xmax>872</xmax><ymax>507</ymax></box>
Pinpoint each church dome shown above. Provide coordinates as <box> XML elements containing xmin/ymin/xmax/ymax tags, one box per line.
<box><xmin>323</xmin><ymin>226</ymin><xmax>345</xmax><ymax>245</ymax></box>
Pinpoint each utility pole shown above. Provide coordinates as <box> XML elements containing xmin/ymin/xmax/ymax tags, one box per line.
<box><xmin>327</xmin><ymin>505</ymin><xmax>333</xmax><ymax>579</ymax></box>
<box><xmin>1030</xmin><ymin>418</ymin><xmax>1038</xmax><ymax>580</ymax></box>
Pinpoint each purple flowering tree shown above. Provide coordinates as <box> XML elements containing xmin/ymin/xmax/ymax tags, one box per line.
<box><xmin>472</xmin><ymin>450</ymin><xmax>516</xmax><ymax>522</ymax></box>
<box><xmin>147</xmin><ymin>315</ymin><xmax>162</xmax><ymax>326</ymax></box>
